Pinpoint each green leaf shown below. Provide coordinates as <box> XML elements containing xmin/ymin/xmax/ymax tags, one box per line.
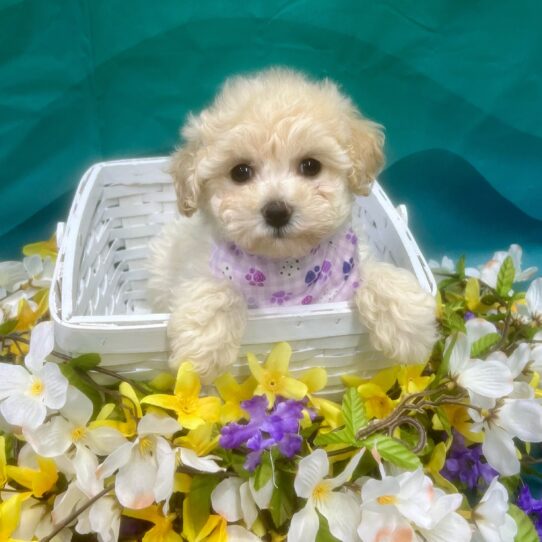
<box><xmin>496</xmin><ymin>256</ymin><xmax>515</xmax><ymax>297</ymax></box>
<box><xmin>254</xmin><ymin>452</ymin><xmax>273</xmax><ymax>490</ymax></box>
<box><xmin>470</xmin><ymin>333</ymin><xmax>501</xmax><ymax>358</ymax></box>
<box><xmin>342</xmin><ymin>387</ymin><xmax>367</xmax><ymax>437</ymax></box>
<box><xmin>314</xmin><ymin>429</ymin><xmax>353</xmax><ymax>447</ymax></box>
<box><xmin>59</xmin><ymin>364</ymin><xmax>103</xmax><ymax>415</ymax></box>
<box><xmin>442</xmin><ymin>306</ymin><xmax>466</xmax><ymax>333</ymax></box>
<box><xmin>70</xmin><ymin>353</ymin><xmax>101</xmax><ymax>370</ymax></box>
<box><xmin>456</xmin><ymin>255</ymin><xmax>466</xmax><ymax>278</ymax></box>
<box><xmin>0</xmin><ymin>319</ymin><xmax>17</xmax><ymax>335</ymax></box>
<box><xmin>185</xmin><ymin>475</ymin><xmax>220</xmax><ymax>535</ymax></box>
<box><xmin>362</xmin><ymin>434</ymin><xmax>422</xmax><ymax>471</ymax></box>
<box><xmin>481</xmin><ymin>294</ymin><xmax>500</xmax><ymax>305</ymax></box>
<box><xmin>508</xmin><ymin>504</ymin><xmax>539</xmax><ymax>542</ymax></box>
<box><xmin>269</xmin><ymin>470</ymin><xmax>296</xmax><ymax>528</ymax></box>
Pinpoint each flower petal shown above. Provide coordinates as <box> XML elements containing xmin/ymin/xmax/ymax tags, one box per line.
<box><xmin>240</xmin><ymin>481</ymin><xmax>258</xmax><ymax>528</ymax></box>
<box><xmin>174</xmin><ymin>362</ymin><xmax>200</xmax><ymax>397</ymax></box>
<box><xmin>248</xmin><ymin>476</ymin><xmax>273</xmax><ymax>510</ymax></box>
<box><xmin>73</xmin><ymin>445</ymin><xmax>102</xmax><ymax>497</ymax></box>
<box><xmin>448</xmin><ymin>333</ymin><xmax>470</xmax><ymax>376</ymax></box>
<box><xmin>294</xmin><ymin>448</ymin><xmax>328</xmax><ymax>499</ymax></box>
<box><xmin>498</xmin><ymin>399</ymin><xmax>542</xmax><ymax>442</ymax></box>
<box><xmin>211</xmin><ymin>477</ymin><xmax>243</xmax><ymax>521</ymax></box>
<box><xmin>527</xmin><ymin>278</ymin><xmax>542</xmax><ymax>316</ymax></box>
<box><xmin>153</xmin><ymin>436</ymin><xmax>176</xmax><ymax>504</ymax></box>
<box><xmin>280</xmin><ymin>376</ymin><xmax>308</xmax><ymax>400</ymax></box>
<box><xmin>179</xmin><ymin>447</ymin><xmax>224</xmax><ymax>473</ymax></box>
<box><xmin>115</xmin><ymin>449</ymin><xmax>157</xmax><ymax>509</ymax></box>
<box><xmin>466</xmin><ymin>318</ymin><xmax>497</xmax><ymax>344</ymax></box>
<box><xmin>138</xmin><ymin>412</ymin><xmax>181</xmax><ymax>436</ymax></box>
<box><xmin>482</xmin><ymin>426</ymin><xmax>519</xmax><ymax>476</ymax></box>
<box><xmin>328</xmin><ymin>448</ymin><xmax>365</xmax><ymax>488</ymax></box>
<box><xmin>0</xmin><ymin>393</ymin><xmax>46</xmax><ymax>430</ymax></box>
<box><xmin>502</xmin><ymin>344</ymin><xmax>531</xmax><ymax>379</ymax></box>
<box><xmin>288</xmin><ymin>503</ymin><xmax>319</xmax><ymax>542</ymax></box>
<box><xmin>88</xmin><ymin>496</ymin><xmax>120</xmax><ymax>542</ymax></box>
<box><xmin>25</xmin><ymin>321</ymin><xmax>55</xmax><ymax>372</ymax></box>
<box><xmin>0</xmin><ymin>363</ymin><xmax>30</xmax><ymax>400</ymax></box>
<box><xmin>39</xmin><ymin>362</ymin><xmax>69</xmax><ymax>410</ymax></box>
<box><xmin>23</xmin><ymin>416</ymin><xmax>73</xmax><ymax>457</ymax></box>
<box><xmin>247</xmin><ymin>352</ymin><xmax>265</xmax><ymax>384</ymax></box>
<box><xmin>96</xmin><ymin>441</ymin><xmax>134</xmax><ymax>480</ymax></box>
<box><xmin>318</xmin><ymin>491</ymin><xmax>361</xmax><ymax>542</ymax></box>
<box><xmin>85</xmin><ymin>426</ymin><xmax>127</xmax><ymax>456</ymax></box>
<box><xmin>457</xmin><ymin>361</ymin><xmax>513</xmax><ymax>398</ymax></box>
<box><xmin>265</xmin><ymin>342</ymin><xmax>292</xmax><ymax>373</ymax></box>
<box><xmin>419</xmin><ymin>511</ymin><xmax>472</xmax><ymax>542</ymax></box>
<box><xmin>61</xmin><ymin>386</ymin><xmax>93</xmax><ymax>426</ymax></box>
<box><xmin>226</xmin><ymin>525</ymin><xmax>262</xmax><ymax>542</ymax></box>
<box><xmin>299</xmin><ymin>368</ymin><xmax>327</xmax><ymax>393</ymax></box>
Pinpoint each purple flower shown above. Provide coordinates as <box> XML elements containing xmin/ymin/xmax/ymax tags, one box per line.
<box><xmin>219</xmin><ymin>395</ymin><xmax>305</xmax><ymax>471</ymax></box>
<box><xmin>441</xmin><ymin>432</ymin><xmax>497</xmax><ymax>490</ymax></box>
<box><xmin>464</xmin><ymin>311</ymin><xmax>476</xmax><ymax>321</ymax></box>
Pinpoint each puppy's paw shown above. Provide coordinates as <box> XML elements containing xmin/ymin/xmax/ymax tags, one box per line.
<box><xmin>167</xmin><ymin>278</ymin><xmax>247</xmax><ymax>383</ymax></box>
<box><xmin>356</xmin><ymin>262</ymin><xmax>437</xmax><ymax>364</ymax></box>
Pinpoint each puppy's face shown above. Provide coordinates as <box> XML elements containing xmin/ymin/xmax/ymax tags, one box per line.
<box><xmin>171</xmin><ymin>69</ymin><xmax>384</xmax><ymax>259</ymax></box>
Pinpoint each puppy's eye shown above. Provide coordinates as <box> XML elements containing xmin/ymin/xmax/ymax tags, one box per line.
<box><xmin>230</xmin><ymin>163</ymin><xmax>254</xmax><ymax>183</ymax></box>
<box><xmin>298</xmin><ymin>158</ymin><xmax>321</xmax><ymax>177</ymax></box>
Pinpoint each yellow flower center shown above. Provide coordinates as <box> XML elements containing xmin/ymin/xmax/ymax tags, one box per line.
<box><xmin>178</xmin><ymin>396</ymin><xmax>198</xmax><ymax>415</ymax></box>
<box><xmin>264</xmin><ymin>372</ymin><xmax>282</xmax><ymax>392</ymax></box>
<box><xmin>377</xmin><ymin>494</ymin><xmax>397</xmax><ymax>505</ymax></box>
<box><xmin>71</xmin><ymin>426</ymin><xmax>87</xmax><ymax>442</ymax></box>
<box><xmin>29</xmin><ymin>378</ymin><xmax>44</xmax><ymax>396</ymax></box>
<box><xmin>312</xmin><ymin>482</ymin><xmax>331</xmax><ymax>504</ymax></box>
<box><xmin>139</xmin><ymin>436</ymin><xmax>154</xmax><ymax>456</ymax></box>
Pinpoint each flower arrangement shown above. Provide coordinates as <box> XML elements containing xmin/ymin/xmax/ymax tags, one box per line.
<box><xmin>1</xmin><ymin>240</ymin><xmax>542</xmax><ymax>542</ymax></box>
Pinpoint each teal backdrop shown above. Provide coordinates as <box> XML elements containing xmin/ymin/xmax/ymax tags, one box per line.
<box><xmin>1</xmin><ymin>0</ymin><xmax>542</xmax><ymax>272</ymax></box>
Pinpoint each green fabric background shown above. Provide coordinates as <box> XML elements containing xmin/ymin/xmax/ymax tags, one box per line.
<box><xmin>1</xmin><ymin>0</ymin><xmax>541</xmax><ymax>270</ymax></box>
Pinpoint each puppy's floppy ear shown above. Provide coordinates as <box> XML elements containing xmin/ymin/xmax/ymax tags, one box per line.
<box><xmin>346</xmin><ymin>116</ymin><xmax>385</xmax><ymax>196</ymax></box>
<box><xmin>169</xmin><ymin>141</ymin><xmax>201</xmax><ymax>217</ymax></box>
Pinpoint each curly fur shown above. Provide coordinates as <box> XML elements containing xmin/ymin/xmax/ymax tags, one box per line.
<box><xmin>148</xmin><ymin>67</ymin><xmax>437</xmax><ymax>379</ymax></box>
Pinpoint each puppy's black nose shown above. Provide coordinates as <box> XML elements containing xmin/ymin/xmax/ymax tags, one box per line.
<box><xmin>262</xmin><ymin>200</ymin><xmax>293</xmax><ymax>228</ymax></box>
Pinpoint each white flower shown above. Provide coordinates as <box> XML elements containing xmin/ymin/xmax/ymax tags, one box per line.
<box><xmin>12</xmin><ymin>497</ymin><xmax>72</xmax><ymax>542</ymax></box>
<box><xmin>23</xmin><ymin>254</ymin><xmax>55</xmax><ymax>288</ymax></box>
<box><xmin>23</xmin><ymin>386</ymin><xmax>126</xmax><ymax>458</ymax></box>
<box><xmin>358</xmin><ymin>468</ymin><xmax>471</xmax><ymax>542</ymax></box>
<box><xmin>447</xmin><ymin>333</ymin><xmax>513</xmax><ymax>407</ymax></box>
<box><xmin>465</xmin><ymin>318</ymin><xmax>498</xmax><ymax>345</ymax></box>
<box><xmin>472</xmin><ymin>477</ymin><xmax>517</xmax><ymax>542</ymax></box>
<box><xmin>479</xmin><ymin>245</ymin><xmax>537</xmax><ymax>289</ymax></box>
<box><xmin>0</xmin><ymin>261</ymin><xmax>28</xmax><ymax>292</ymax></box>
<box><xmin>96</xmin><ymin>413</ymin><xmax>180</xmax><ymax>509</ymax></box>
<box><xmin>429</xmin><ymin>256</ymin><xmax>479</xmax><ymax>282</ymax></box>
<box><xmin>288</xmin><ymin>448</ymin><xmax>365</xmax><ymax>542</ymax></box>
<box><xmin>212</xmin><ymin>476</ymin><xmax>273</xmax><ymax>529</ymax></box>
<box><xmin>227</xmin><ymin>525</ymin><xmax>263</xmax><ymax>541</ymax></box>
<box><xmin>0</xmin><ymin>321</ymin><xmax>68</xmax><ymax>429</ymax></box>
<box><xmin>471</xmin><ymin>398</ymin><xmax>542</xmax><ymax>475</ymax></box>
<box><xmin>523</xmin><ymin>278</ymin><xmax>542</xmax><ymax>320</ymax></box>
<box><xmin>179</xmin><ymin>447</ymin><xmax>224</xmax><ymax>473</ymax></box>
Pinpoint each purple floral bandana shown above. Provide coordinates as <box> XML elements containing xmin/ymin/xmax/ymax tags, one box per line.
<box><xmin>209</xmin><ymin>225</ymin><xmax>360</xmax><ymax>309</ymax></box>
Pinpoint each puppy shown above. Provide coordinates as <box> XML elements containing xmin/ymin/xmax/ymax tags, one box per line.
<box><xmin>148</xmin><ymin>68</ymin><xmax>437</xmax><ymax>382</ymax></box>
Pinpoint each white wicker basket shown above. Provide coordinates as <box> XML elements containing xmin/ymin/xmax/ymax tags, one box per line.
<box><xmin>50</xmin><ymin>157</ymin><xmax>436</xmax><ymax>397</ymax></box>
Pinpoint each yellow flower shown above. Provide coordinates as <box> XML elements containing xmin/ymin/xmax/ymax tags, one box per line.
<box><xmin>248</xmin><ymin>342</ymin><xmax>308</xmax><ymax>406</ymax></box>
<box><xmin>0</xmin><ymin>436</ymin><xmax>7</xmax><ymax>488</ymax></box>
<box><xmin>141</xmin><ymin>362</ymin><xmax>221</xmax><ymax>430</ymax></box>
<box><xmin>464</xmin><ymin>277</ymin><xmax>481</xmax><ymax>312</ymax></box>
<box><xmin>345</xmin><ymin>366</ymin><xmax>399</xmax><ymax>420</ymax></box>
<box><xmin>182</xmin><ymin>497</ymin><xmax>227</xmax><ymax>542</ymax></box>
<box><xmin>0</xmin><ymin>491</ymin><xmax>32</xmax><ymax>541</ymax></box>
<box><xmin>175</xmin><ymin>423</ymin><xmax>219</xmax><ymax>456</ymax></box>
<box><xmin>433</xmin><ymin>404</ymin><xmax>483</xmax><ymax>444</ymax></box>
<box><xmin>299</xmin><ymin>368</ymin><xmax>343</xmax><ymax>429</ymax></box>
<box><xmin>397</xmin><ymin>364</ymin><xmax>434</xmax><ymax>395</ymax></box>
<box><xmin>91</xmin><ymin>382</ymin><xmax>141</xmax><ymax>437</ymax></box>
<box><xmin>124</xmin><ymin>505</ymin><xmax>182</xmax><ymax>542</ymax></box>
<box><xmin>214</xmin><ymin>372</ymin><xmax>256</xmax><ymax>423</ymax></box>
<box><xmin>6</xmin><ymin>457</ymin><xmax>58</xmax><ymax>498</ymax></box>
<box><xmin>23</xmin><ymin>235</ymin><xmax>57</xmax><ymax>259</ymax></box>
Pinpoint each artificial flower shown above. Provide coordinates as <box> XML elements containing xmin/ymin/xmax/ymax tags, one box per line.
<box><xmin>97</xmin><ymin>413</ymin><xmax>180</xmax><ymax>509</ymax></box>
<box><xmin>6</xmin><ymin>456</ymin><xmax>58</xmax><ymax>498</ymax></box>
<box><xmin>247</xmin><ymin>342</ymin><xmax>308</xmax><ymax>405</ymax></box>
<box><xmin>124</xmin><ymin>504</ymin><xmax>182</xmax><ymax>542</ymax></box>
<box><xmin>175</xmin><ymin>422</ymin><xmax>219</xmax><ymax>456</ymax></box>
<box><xmin>0</xmin><ymin>491</ymin><xmax>32</xmax><ymax>542</ymax></box>
<box><xmin>516</xmin><ymin>485</ymin><xmax>542</xmax><ymax>538</ymax></box>
<box><xmin>289</xmin><ymin>448</ymin><xmax>365</xmax><ymax>542</ymax></box>
<box><xmin>220</xmin><ymin>395</ymin><xmax>305</xmax><ymax>471</ymax></box>
<box><xmin>472</xmin><ymin>477</ymin><xmax>517</xmax><ymax>542</ymax></box>
<box><xmin>359</xmin><ymin>467</ymin><xmax>471</xmax><ymax>542</ymax></box>
<box><xmin>214</xmin><ymin>372</ymin><xmax>256</xmax><ymax>423</ymax></box>
<box><xmin>447</xmin><ymin>332</ymin><xmax>513</xmax><ymax>407</ymax></box>
<box><xmin>0</xmin><ymin>261</ymin><xmax>28</xmax><ymax>293</ymax></box>
<box><xmin>178</xmin><ymin>447</ymin><xmax>224</xmax><ymax>473</ymax></box>
<box><xmin>22</xmin><ymin>235</ymin><xmax>58</xmax><ymax>259</ymax></box>
<box><xmin>0</xmin><ymin>320</ymin><xmax>68</xmax><ymax>429</ymax></box>
<box><xmin>479</xmin><ymin>244</ymin><xmax>537</xmax><ymax>289</ymax></box>
<box><xmin>141</xmin><ymin>362</ymin><xmax>221</xmax><ymax>429</ymax></box>
<box><xmin>182</xmin><ymin>500</ymin><xmax>227</xmax><ymax>542</ymax></box>
<box><xmin>211</xmin><ymin>476</ymin><xmax>273</xmax><ymax>529</ymax></box>
<box><xmin>24</xmin><ymin>386</ymin><xmax>126</xmax><ymax>457</ymax></box>
<box><xmin>96</xmin><ymin>382</ymin><xmax>141</xmax><ymax>437</ymax></box>
<box><xmin>471</xmin><ymin>397</ymin><xmax>542</xmax><ymax>476</ymax></box>
<box><xmin>397</xmin><ymin>363</ymin><xmax>434</xmax><ymax>395</ymax></box>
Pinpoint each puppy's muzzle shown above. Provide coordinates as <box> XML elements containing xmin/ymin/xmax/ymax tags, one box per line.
<box><xmin>261</xmin><ymin>200</ymin><xmax>293</xmax><ymax>229</ymax></box>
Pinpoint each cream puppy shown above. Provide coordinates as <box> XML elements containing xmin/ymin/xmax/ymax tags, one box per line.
<box><xmin>148</xmin><ymin>68</ymin><xmax>436</xmax><ymax>381</ymax></box>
